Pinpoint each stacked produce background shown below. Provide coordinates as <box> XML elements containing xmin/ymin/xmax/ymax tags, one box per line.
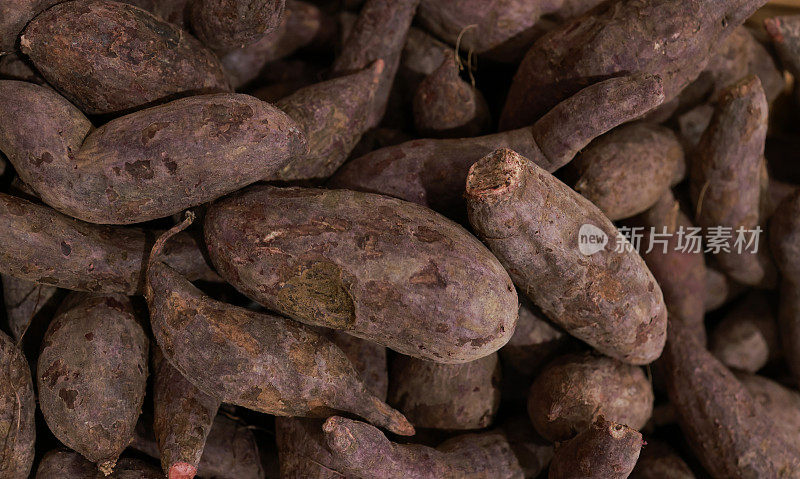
<box><xmin>1</xmin><ymin>0</ymin><xmax>800</xmax><ymax>477</ymax></box>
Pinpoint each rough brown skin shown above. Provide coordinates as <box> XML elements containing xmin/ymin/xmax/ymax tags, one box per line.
<box><xmin>2</xmin><ymin>274</ymin><xmax>59</xmax><ymax>342</ymax></box>
<box><xmin>20</xmin><ymin>0</ymin><xmax>230</xmax><ymax>115</ymax></box>
<box><xmin>572</xmin><ymin>122</ymin><xmax>684</xmax><ymax>221</ymax></box>
<box><xmin>412</xmin><ymin>55</ymin><xmax>490</xmax><ymax>138</ymax></box>
<box><xmin>146</xmin><ymin>215</ymin><xmax>414</xmax><ymax>435</ymax></box>
<box><xmin>331</xmin><ymin>0</ymin><xmax>421</xmax><ymax>128</ymax></box>
<box><xmin>388</xmin><ymin>353</ymin><xmax>500</xmax><ymax>430</ymax></box>
<box><xmin>0</xmin><ymin>53</ymin><xmax>44</xmax><ymax>84</ymax></box>
<box><xmin>770</xmin><ymin>189</ymin><xmax>800</xmax><ymax>385</ymax></box>
<box><xmin>328</xmin><ymin>331</ymin><xmax>388</xmax><ymax>399</ymax></box>
<box><xmin>190</xmin><ymin>0</ymin><xmax>285</xmax><ymax>51</ymax></box>
<box><xmin>0</xmin><ymin>0</ymin><xmax>57</xmax><ymax>54</ymax></box>
<box><xmin>0</xmin><ymin>193</ymin><xmax>217</xmax><ymax>294</ymax></box>
<box><xmin>35</xmin><ymin>449</ymin><xmax>162</xmax><ymax>478</ymax></box>
<box><xmin>38</xmin><ymin>293</ymin><xmax>148</xmax><ymax>474</ymax></box>
<box><xmin>548</xmin><ymin>416</ymin><xmax>642</xmax><ymax>479</ymax></box>
<box><xmin>204</xmin><ymin>185</ymin><xmax>518</xmax><ymax>363</ymax></box>
<box><xmin>0</xmin><ymin>331</ymin><xmax>35</xmax><ymax>479</ymax></box>
<box><xmin>736</xmin><ymin>372</ymin><xmax>800</xmax><ymax>441</ymax></box>
<box><xmin>663</xmin><ymin>322</ymin><xmax>800</xmax><ymax>477</ymax></box>
<box><xmin>271</xmin><ymin>61</ymin><xmax>383</xmax><ymax>181</ymax></box>
<box><xmin>466</xmin><ymin>148</ymin><xmax>667</xmax><ymax>364</ymax></box>
<box><xmin>500</xmin><ymin>415</ymin><xmax>554</xmax><ymax>479</ymax></box>
<box><xmin>322</xmin><ymin>416</ymin><xmax>524</xmax><ymax>479</ymax></box>
<box><xmin>330</xmin><ymin>73</ymin><xmax>664</xmax><ymax>221</ymax></box>
<box><xmin>152</xmin><ymin>348</ymin><xmax>220</xmax><ymax>479</ymax></box>
<box><xmin>0</xmin><ymin>81</ymin><xmax>308</xmax><ymax>224</ymax></box>
<box><xmin>220</xmin><ymin>0</ymin><xmax>332</xmax><ymax>88</ymax></box>
<box><xmin>629</xmin><ymin>441</ymin><xmax>695</xmax><ymax>479</ymax></box>
<box><xmin>499</xmin><ymin>299</ymin><xmax>571</xmax><ymax>377</ymax></box>
<box><xmin>710</xmin><ymin>292</ymin><xmax>779</xmax><ymax>373</ymax></box>
<box><xmin>499</xmin><ymin>0</ymin><xmax>767</xmax><ymax>130</ymax></box>
<box><xmin>690</xmin><ymin>76</ymin><xmax>773</xmax><ymax>287</ymax></box>
<box><xmin>527</xmin><ymin>352</ymin><xmax>653</xmax><ymax>442</ymax></box>
<box><xmin>632</xmin><ymin>191</ymin><xmax>707</xmax><ymax>344</ymax></box>
<box><xmin>766</xmin><ymin>15</ymin><xmax>800</xmax><ymax>78</ymax></box>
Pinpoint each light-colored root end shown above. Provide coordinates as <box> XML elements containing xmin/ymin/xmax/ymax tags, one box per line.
<box><xmin>465</xmin><ymin>148</ymin><xmax>527</xmax><ymax>202</ymax></box>
<box><xmin>359</xmin><ymin>396</ymin><xmax>415</xmax><ymax>436</ymax></box>
<box><xmin>169</xmin><ymin>462</ymin><xmax>198</xmax><ymax>479</ymax></box>
<box><xmin>323</xmin><ymin>416</ymin><xmax>355</xmax><ymax>453</ymax></box>
<box><xmin>98</xmin><ymin>459</ymin><xmax>116</xmax><ymax>476</ymax></box>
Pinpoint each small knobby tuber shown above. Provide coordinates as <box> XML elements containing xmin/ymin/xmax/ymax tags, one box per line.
<box><xmin>145</xmin><ymin>215</ymin><xmax>414</xmax><ymax>435</ymax></box>
<box><xmin>203</xmin><ymin>185</ymin><xmax>518</xmax><ymax>363</ymax></box>
<box><xmin>465</xmin><ymin>148</ymin><xmax>667</xmax><ymax>364</ymax></box>
<box><xmin>388</xmin><ymin>352</ymin><xmax>501</xmax><ymax>430</ymax></box>
<box><xmin>21</xmin><ymin>0</ymin><xmax>230</xmax><ymax>115</ymax></box>
<box><xmin>190</xmin><ymin>0</ymin><xmax>285</xmax><ymax>51</ymax></box>
<box><xmin>0</xmin><ymin>330</ymin><xmax>36</xmax><ymax>479</ymax></box>
<box><xmin>766</xmin><ymin>15</ymin><xmax>800</xmax><ymax>78</ymax></box>
<box><xmin>322</xmin><ymin>416</ymin><xmax>524</xmax><ymax>479</ymax></box>
<box><xmin>710</xmin><ymin>292</ymin><xmax>779</xmax><ymax>373</ymax></box>
<box><xmin>527</xmin><ymin>352</ymin><xmax>653</xmax><ymax>442</ymax></box>
<box><xmin>38</xmin><ymin>293</ymin><xmax>149</xmax><ymax>475</ymax></box>
<box><xmin>548</xmin><ymin>416</ymin><xmax>642</xmax><ymax>479</ymax></box>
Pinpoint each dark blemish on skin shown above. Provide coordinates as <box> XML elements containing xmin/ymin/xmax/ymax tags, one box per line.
<box><xmin>85</xmin><ymin>333</ymin><xmax>93</xmax><ymax>341</ymax></box>
<box><xmin>33</xmin><ymin>152</ymin><xmax>54</xmax><ymax>166</ymax></box>
<box><xmin>124</xmin><ymin>160</ymin><xmax>155</xmax><ymax>180</ymax></box>
<box><xmin>61</xmin><ymin>241</ymin><xmax>71</xmax><ymax>256</ymax></box>
<box><xmin>164</xmin><ymin>159</ymin><xmax>178</xmax><ymax>173</ymax></box>
<box><xmin>59</xmin><ymin>389</ymin><xmax>78</xmax><ymax>409</ymax></box>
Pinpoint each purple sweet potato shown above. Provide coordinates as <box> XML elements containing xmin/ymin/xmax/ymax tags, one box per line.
<box><xmin>330</xmin><ymin>73</ymin><xmax>664</xmax><ymax>220</ymax></box>
<box><xmin>0</xmin><ymin>53</ymin><xmax>44</xmax><ymax>84</ymax></box>
<box><xmin>465</xmin><ymin>148</ymin><xmax>667</xmax><ymax>364</ymax></box>
<box><xmin>331</xmin><ymin>0</ymin><xmax>421</xmax><ymax>128</ymax></box>
<box><xmin>271</xmin><ymin>60</ymin><xmax>383</xmax><ymax>181</ymax></box>
<box><xmin>0</xmin><ymin>81</ymin><xmax>307</xmax><ymax>224</ymax></box>
<box><xmin>690</xmin><ymin>76</ymin><xmax>773</xmax><ymax>287</ymax></box>
<box><xmin>0</xmin><ymin>330</ymin><xmax>36</xmax><ymax>479</ymax></box>
<box><xmin>527</xmin><ymin>353</ymin><xmax>653</xmax><ymax>442</ymax></box>
<box><xmin>571</xmin><ymin>122</ymin><xmax>685</xmax><ymax>220</ymax></box>
<box><xmin>152</xmin><ymin>348</ymin><xmax>220</xmax><ymax>479</ymax></box>
<box><xmin>145</xmin><ymin>215</ymin><xmax>413</xmax><ymax>435</ymax></box>
<box><xmin>35</xmin><ymin>449</ymin><xmax>162</xmax><ymax>478</ymax></box>
<box><xmin>0</xmin><ymin>192</ymin><xmax>217</xmax><ymax>294</ymax></box>
<box><xmin>499</xmin><ymin>0</ymin><xmax>767</xmax><ymax>130</ymax></box>
<box><xmin>548</xmin><ymin>416</ymin><xmax>642</xmax><ymax>479</ymax></box>
<box><xmin>400</xmin><ymin>26</ymin><xmax>449</xmax><ymax>95</ymax></box>
<box><xmin>20</xmin><ymin>0</ymin><xmax>230</xmax><ymax>115</ymax></box>
<box><xmin>710</xmin><ymin>292</ymin><xmax>779</xmax><ymax>373</ymax></box>
<box><xmin>2</xmin><ymin>274</ymin><xmax>59</xmax><ymax>342</ymax></box>
<box><xmin>388</xmin><ymin>353</ymin><xmax>500</xmax><ymax>430</ymax></box>
<box><xmin>38</xmin><ymin>293</ymin><xmax>148</xmax><ymax>474</ymax></box>
<box><xmin>204</xmin><ymin>185</ymin><xmax>518</xmax><ymax>363</ymax></box>
<box><xmin>500</xmin><ymin>415</ymin><xmax>554</xmax><ymax>479</ymax></box>
<box><xmin>770</xmin><ymin>189</ymin><xmax>800</xmax><ymax>385</ymax></box>
<box><xmin>190</xmin><ymin>0</ymin><xmax>285</xmax><ymax>51</ymax></box>
<box><xmin>0</xmin><ymin>0</ymin><xmax>58</xmax><ymax>55</ymax></box>
<box><xmin>629</xmin><ymin>441</ymin><xmax>694</xmax><ymax>479</ymax></box>
<box><xmin>220</xmin><ymin>0</ymin><xmax>333</xmax><ymax>88</ymax></box>
<box><xmin>736</xmin><ymin>371</ymin><xmax>800</xmax><ymax>440</ymax></box>
<box><xmin>663</xmin><ymin>321</ymin><xmax>800</xmax><ymax>477</ymax></box>
<box><xmin>499</xmin><ymin>299</ymin><xmax>571</xmax><ymax>377</ymax></box>
<box><xmin>328</xmin><ymin>330</ymin><xmax>388</xmax><ymax>399</ymax></box>
<box><xmin>412</xmin><ymin>55</ymin><xmax>490</xmax><ymax>138</ymax></box>
<box><xmin>322</xmin><ymin>416</ymin><xmax>524</xmax><ymax>479</ymax></box>
<box><xmin>766</xmin><ymin>15</ymin><xmax>800</xmax><ymax>77</ymax></box>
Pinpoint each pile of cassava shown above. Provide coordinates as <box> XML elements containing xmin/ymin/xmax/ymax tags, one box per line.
<box><xmin>3</xmin><ymin>0</ymin><xmax>800</xmax><ymax>477</ymax></box>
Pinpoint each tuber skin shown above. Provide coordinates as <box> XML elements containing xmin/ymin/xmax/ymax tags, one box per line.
<box><xmin>322</xmin><ymin>416</ymin><xmax>524</xmax><ymax>479</ymax></box>
<box><xmin>145</xmin><ymin>215</ymin><xmax>414</xmax><ymax>435</ymax></box>
<box><xmin>0</xmin><ymin>192</ymin><xmax>217</xmax><ymax>294</ymax></box>
<box><xmin>0</xmin><ymin>0</ymin><xmax>58</xmax><ymax>55</ymax></box>
<box><xmin>412</xmin><ymin>54</ymin><xmax>490</xmax><ymax>138</ymax></box>
<box><xmin>204</xmin><ymin>185</ymin><xmax>519</xmax><ymax>363</ymax></box>
<box><xmin>38</xmin><ymin>293</ymin><xmax>149</xmax><ymax>475</ymax></box>
<box><xmin>705</xmin><ymin>265</ymin><xmax>746</xmax><ymax>313</ymax></box>
<box><xmin>548</xmin><ymin>416</ymin><xmax>642</xmax><ymax>479</ymax></box>
<box><xmin>572</xmin><ymin>122</ymin><xmax>685</xmax><ymax>221</ymax></box>
<box><xmin>388</xmin><ymin>353</ymin><xmax>501</xmax><ymax>430</ymax></box>
<box><xmin>663</xmin><ymin>322</ymin><xmax>800</xmax><ymax>477</ymax></box>
<box><xmin>272</xmin><ymin>60</ymin><xmax>384</xmax><ymax>181</ymax></box>
<box><xmin>629</xmin><ymin>441</ymin><xmax>695</xmax><ymax>479</ymax></box>
<box><xmin>710</xmin><ymin>292</ymin><xmax>779</xmax><ymax>373</ymax></box>
<box><xmin>465</xmin><ymin>148</ymin><xmax>667</xmax><ymax>365</ymax></box>
<box><xmin>499</xmin><ymin>299</ymin><xmax>571</xmax><ymax>377</ymax></box>
<box><xmin>766</xmin><ymin>15</ymin><xmax>800</xmax><ymax>78</ymax></box>
<box><xmin>220</xmin><ymin>0</ymin><xmax>333</xmax><ymax>89</ymax></box>
<box><xmin>35</xmin><ymin>449</ymin><xmax>162</xmax><ymax>478</ymax></box>
<box><xmin>190</xmin><ymin>0</ymin><xmax>285</xmax><ymax>52</ymax></box>
<box><xmin>20</xmin><ymin>0</ymin><xmax>230</xmax><ymax>115</ymax></box>
<box><xmin>0</xmin><ymin>81</ymin><xmax>308</xmax><ymax>224</ymax></box>
<box><xmin>330</xmin><ymin>73</ymin><xmax>664</xmax><ymax>221</ymax></box>
<box><xmin>736</xmin><ymin>371</ymin><xmax>800</xmax><ymax>441</ymax></box>
<box><xmin>2</xmin><ymin>274</ymin><xmax>59</xmax><ymax>342</ymax></box>
<box><xmin>400</xmin><ymin>26</ymin><xmax>450</xmax><ymax>95</ymax></box>
<box><xmin>328</xmin><ymin>331</ymin><xmax>388</xmax><ymax>400</ymax></box>
<box><xmin>770</xmin><ymin>189</ymin><xmax>800</xmax><ymax>385</ymax></box>
<box><xmin>527</xmin><ymin>352</ymin><xmax>653</xmax><ymax>443</ymax></box>
<box><xmin>152</xmin><ymin>348</ymin><xmax>221</xmax><ymax>479</ymax></box>
<box><xmin>500</xmin><ymin>416</ymin><xmax>554</xmax><ymax>479</ymax></box>
<box><xmin>0</xmin><ymin>53</ymin><xmax>45</xmax><ymax>84</ymax></box>
<box><xmin>499</xmin><ymin>0</ymin><xmax>767</xmax><ymax>130</ymax></box>
<box><xmin>690</xmin><ymin>75</ymin><xmax>774</xmax><ymax>287</ymax></box>
<box><xmin>0</xmin><ymin>330</ymin><xmax>36</xmax><ymax>479</ymax></box>
<box><xmin>331</xmin><ymin>0</ymin><xmax>421</xmax><ymax>128</ymax></box>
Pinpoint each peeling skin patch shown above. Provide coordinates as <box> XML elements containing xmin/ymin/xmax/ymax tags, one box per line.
<box><xmin>276</xmin><ymin>262</ymin><xmax>356</xmax><ymax>329</ymax></box>
<box><xmin>124</xmin><ymin>159</ymin><xmax>155</xmax><ymax>180</ymax></box>
<box><xmin>59</xmin><ymin>388</ymin><xmax>78</xmax><ymax>409</ymax></box>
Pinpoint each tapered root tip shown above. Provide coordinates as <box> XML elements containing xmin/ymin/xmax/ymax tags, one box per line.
<box><xmin>169</xmin><ymin>462</ymin><xmax>197</xmax><ymax>479</ymax></box>
<box><xmin>764</xmin><ymin>18</ymin><xmax>784</xmax><ymax>43</ymax></box>
<box><xmin>323</xmin><ymin>416</ymin><xmax>355</xmax><ymax>453</ymax></box>
<box><xmin>362</xmin><ymin>396</ymin><xmax>415</xmax><ymax>436</ymax></box>
<box><xmin>98</xmin><ymin>460</ymin><xmax>116</xmax><ymax>476</ymax></box>
<box><xmin>465</xmin><ymin>148</ymin><xmax>527</xmax><ymax>202</ymax></box>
